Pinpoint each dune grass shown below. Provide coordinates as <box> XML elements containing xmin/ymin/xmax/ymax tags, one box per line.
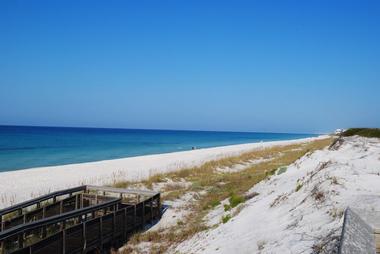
<box><xmin>342</xmin><ymin>128</ymin><xmax>380</xmax><ymax>138</ymax></box>
<box><xmin>118</xmin><ymin>137</ymin><xmax>333</xmax><ymax>253</ymax></box>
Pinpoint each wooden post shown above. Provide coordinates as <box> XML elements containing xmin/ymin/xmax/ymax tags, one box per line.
<box><xmin>18</xmin><ymin>233</ymin><xmax>23</xmax><ymax>249</ymax></box>
<box><xmin>59</xmin><ymin>200</ymin><xmax>63</xmax><ymax>214</ymax></box>
<box><xmin>42</xmin><ymin>225</ymin><xmax>47</xmax><ymax>238</ymax></box>
<box><xmin>0</xmin><ymin>240</ymin><xmax>4</xmax><ymax>254</ymax></box>
<box><xmin>158</xmin><ymin>195</ymin><xmax>161</xmax><ymax>219</ymax></box>
<box><xmin>79</xmin><ymin>195</ymin><xmax>83</xmax><ymax>208</ymax></box>
<box><xmin>142</xmin><ymin>201</ymin><xmax>145</xmax><ymax>229</ymax></box>
<box><xmin>62</xmin><ymin>230</ymin><xmax>66</xmax><ymax>254</ymax></box>
<box><xmin>123</xmin><ymin>208</ymin><xmax>127</xmax><ymax>242</ymax></box>
<box><xmin>99</xmin><ymin>217</ymin><xmax>103</xmax><ymax>251</ymax></box>
<box><xmin>150</xmin><ymin>199</ymin><xmax>153</xmax><ymax>223</ymax></box>
<box><xmin>133</xmin><ymin>205</ymin><xmax>136</xmax><ymax>229</ymax></box>
<box><xmin>112</xmin><ymin>211</ymin><xmax>116</xmax><ymax>238</ymax></box>
<box><xmin>82</xmin><ymin>222</ymin><xmax>86</xmax><ymax>251</ymax></box>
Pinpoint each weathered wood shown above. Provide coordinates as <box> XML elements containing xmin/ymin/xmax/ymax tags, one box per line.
<box><xmin>0</xmin><ymin>186</ymin><xmax>86</xmax><ymax>217</ymax></box>
<box><xmin>0</xmin><ymin>185</ymin><xmax>160</xmax><ymax>254</ymax></box>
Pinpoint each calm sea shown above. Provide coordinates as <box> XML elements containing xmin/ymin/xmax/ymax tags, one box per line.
<box><xmin>0</xmin><ymin>126</ymin><xmax>317</xmax><ymax>172</ymax></box>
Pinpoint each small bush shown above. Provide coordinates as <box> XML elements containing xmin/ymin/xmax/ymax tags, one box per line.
<box><xmin>229</xmin><ymin>193</ymin><xmax>244</xmax><ymax>208</ymax></box>
<box><xmin>210</xmin><ymin>199</ymin><xmax>221</xmax><ymax>208</ymax></box>
<box><xmin>202</xmin><ymin>199</ymin><xmax>221</xmax><ymax>210</ymax></box>
<box><xmin>295</xmin><ymin>180</ymin><xmax>303</xmax><ymax>192</ymax></box>
<box><xmin>277</xmin><ymin>166</ymin><xmax>287</xmax><ymax>175</ymax></box>
<box><xmin>222</xmin><ymin>215</ymin><xmax>231</xmax><ymax>223</ymax></box>
<box><xmin>265</xmin><ymin>168</ymin><xmax>277</xmax><ymax>177</ymax></box>
<box><xmin>224</xmin><ymin>204</ymin><xmax>231</xmax><ymax>211</ymax></box>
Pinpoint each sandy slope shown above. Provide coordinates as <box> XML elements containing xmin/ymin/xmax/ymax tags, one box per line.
<box><xmin>0</xmin><ymin>136</ymin><xmax>326</xmax><ymax>208</ymax></box>
<box><xmin>173</xmin><ymin>136</ymin><xmax>380</xmax><ymax>254</ymax></box>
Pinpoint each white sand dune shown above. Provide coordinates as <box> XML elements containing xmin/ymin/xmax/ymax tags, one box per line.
<box><xmin>174</xmin><ymin>136</ymin><xmax>380</xmax><ymax>254</ymax></box>
<box><xmin>0</xmin><ymin>136</ymin><xmax>327</xmax><ymax>208</ymax></box>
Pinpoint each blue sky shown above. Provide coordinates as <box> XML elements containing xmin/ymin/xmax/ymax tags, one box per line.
<box><xmin>0</xmin><ymin>0</ymin><xmax>379</xmax><ymax>133</ymax></box>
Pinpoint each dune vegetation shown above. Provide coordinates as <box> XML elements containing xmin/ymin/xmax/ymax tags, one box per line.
<box><xmin>114</xmin><ymin>137</ymin><xmax>333</xmax><ymax>253</ymax></box>
<box><xmin>342</xmin><ymin>128</ymin><xmax>380</xmax><ymax>138</ymax></box>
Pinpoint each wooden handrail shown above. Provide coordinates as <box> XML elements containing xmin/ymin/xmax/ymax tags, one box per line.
<box><xmin>0</xmin><ymin>197</ymin><xmax>121</xmax><ymax>240</ymax></box>
<box><xmin>0</xmin><ymin>186</ymin><xmax>86</xmax><ymax>216</ymax></box>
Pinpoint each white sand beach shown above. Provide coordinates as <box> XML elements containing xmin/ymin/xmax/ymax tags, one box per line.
<box><xmin>0</xmin><ymin>136</ymin><xmax>327</xmax><ymax>208</ymax></box>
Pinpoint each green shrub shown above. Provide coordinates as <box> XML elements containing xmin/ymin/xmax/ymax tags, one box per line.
<box><xmin>224</xmin><ymin>204</ymin><xmax>231</xmax><ymax>211</ymax></box>
<box><xmin>229</xmin><ymin>193</ymin><xmax>244</xmax><ymax>208</ymax></box>
<box><xmin>277</xmin><ymin>166</ymin><xmax>287</xmax><ymax>175</ymax></box>
<box><xmin>210</xmin><ymin>200</ymin><xmax>221</xmax><ymax>208</ymax></box>
<box><xmin>222</xmin><ymin>215</ymin><xmax>231</xmax><ymax>223</ymax></box>
<box><xmin>265</xmin><ymin>168</ymin><xmax>277</xmax><ymax>177</ymax></box>
<box><xmin>202</xmin><ymin>199</ymin><xmax>221</xmax><ymax>210</ymax></box>
<box><xmin>342</xmin><ymin>128</ymin><xmax>380</xmax><ymax>138</ymax></box>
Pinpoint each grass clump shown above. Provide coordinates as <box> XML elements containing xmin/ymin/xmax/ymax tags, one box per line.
<box><xmin>277</xmin><ymin>166</ymin><xmax>287</xmax><ymax>175</ymax></box>
<box><xmin>224</xmin><ymin>204</ymin><xmax>231</xmax><ymax>211</ymax></box>
<box><xmin>222</xmin><ymin>214</ymin><xmax>231</xmax><ymax>223</ymax></box>
<box><xmin>295</xmin><ymin>180</ymin><xmax>303</xmax><ymax>192</ymax></box>
<box><xmin>342</xmin><ymin>128</ymin><xmax>380</xmax><ymax>138</ymax></box>
<box><xmin>229</xmin><ymin>193</ymin><xmax>245</xmax><ymax>208</ymax></box>
<box><xmin>265</xmin><ymin>168</ymin><xmax>277</xmax><ymax>177</ymax></box>
<box><xmin>204</xmin><ymin>199</ymin><xmax>221</xmax><ymax>210</ymax></box>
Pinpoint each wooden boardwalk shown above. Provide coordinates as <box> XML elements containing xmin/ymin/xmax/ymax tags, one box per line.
<box><xmin>0</xmin><ymin>185</ymin><xmax>160</xmax><ymax>254</ymax></box>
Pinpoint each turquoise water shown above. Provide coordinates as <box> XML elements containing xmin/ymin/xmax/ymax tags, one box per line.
<box><xmin>0</xmin><ymin>126</ymin><xmax>317</xmax><ymax>172</ymax></box>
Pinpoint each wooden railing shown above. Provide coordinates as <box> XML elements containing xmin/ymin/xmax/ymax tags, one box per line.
<box><xmin>0</xmin><ymin>186</ymin><xmax>160</xmax><ymax>254</ymax></box>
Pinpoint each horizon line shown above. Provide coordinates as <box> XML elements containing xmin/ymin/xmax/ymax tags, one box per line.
<box><xmin>0</xmin><ymin>124</ymin><xmax>324</xmax><ymax>136</ymax></box>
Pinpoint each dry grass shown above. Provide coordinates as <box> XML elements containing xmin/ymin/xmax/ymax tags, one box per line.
<box><xmin>117</xmin><ymin>137</ymin><xmax>333</xmax><ymax>253</ymax></box>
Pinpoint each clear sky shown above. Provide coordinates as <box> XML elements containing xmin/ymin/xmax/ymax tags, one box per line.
<box><xmin>0</xmin><ymin>0</ymin><xmax>379</xmax><ymax>134</ymax></box>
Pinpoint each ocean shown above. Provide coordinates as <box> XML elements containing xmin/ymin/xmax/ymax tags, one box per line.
<box><xmin>0</xmin><ymin>125</ymin><xmax>317</xmax><ymax>172</ymax></box>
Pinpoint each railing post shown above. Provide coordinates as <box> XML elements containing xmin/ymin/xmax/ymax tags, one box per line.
<box><xmin>158</xmin><ymin>194</ymin><xmax>161</xmax><ymax>219</ymax></box>
<box><xmin>62</xmin><ymin>230</ymin><xmax>66</xmax><ymax>254</ymax></box>
<box><xmin>150</xmin><ymin>198</ymin><xmax>153</xmax><ymax>223</ymax></box>
<box><xmin>82</xmin><ymin>221</ymin><xmax>86</xmax><ymax>251</ymax></box>
<box><xmin>112</xmin><ymin>211</ymin><xmax>116</xmax><ymax>243</ymax></box>
<box><xmin>60</xmin><ymin>200</ymin><xmax>63</xmax><ymax>214</ymax></box>
<box><xmin>142</xmin><ymin>201</ymin><xmax>145</xmax><ymax>229</ymax></box>
<box><xmin>99</xmin><ymin>217</ymin><xmax>103</xmax><ymax>251</ymax></box>
<box><xmin>123</xmin><ymin>208</ymin><xmax>127</xmax><ymax>242</ymax></box>
<box><xmin>0</xmin><ymin>241</ymin><xmax>4</xmax><ymax>254</ymax></box>
<box><xmin>133</xmin><ymin>205</ymin><xmax>136</xmax><ymax>230</ymax></box>
<box><xmin>18</xmin><ymin>232</ymin><xmax>23</xmax><ymax>249</ymax></box>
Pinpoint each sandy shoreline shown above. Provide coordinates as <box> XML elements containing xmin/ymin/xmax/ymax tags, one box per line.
<box><xmin>0</xmin><ymin>135</ymin><xmax>328</xmax><ymax>208</ymax></box>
